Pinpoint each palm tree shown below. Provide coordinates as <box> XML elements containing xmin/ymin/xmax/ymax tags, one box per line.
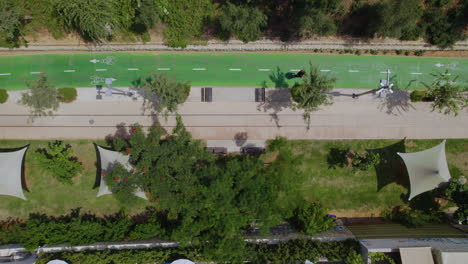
<box><xmin>424</xmin><ymin>70</ymin><xmax>467</xmax><ymax>116</ymax></box>
<box><xmin>291</xmin><ymin>62</ymin><xmax>336</xmax><ymax>127</ymax></box>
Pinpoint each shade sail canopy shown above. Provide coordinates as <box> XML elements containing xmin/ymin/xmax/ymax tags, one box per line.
<box><xmin>400</xmin><ymin>247</ymin><xmax>434</xmax><ymax>264</ymax></box>
<box><xmin>47</xmin><ymin>260</ymin><xmax>69</xmax><ymax>264</ymax></box>
<box><xmin>172</xmin><ymin>260</ymin><xmax>195</xmax><ymax>264</ymax></box>
<box><xmin>0</xmin><ymin>146</ymin><xmax>28</xmax><ymax>200</ymax></box>
<box><xmin>95</xmin><ymin>145</ymin><xmax>147</xmax><ymax>199</ymax></box>
<box><xmin>398</xmin><ymin>140</ymin><xmax>451</xmax><ymax>200</ymax></box>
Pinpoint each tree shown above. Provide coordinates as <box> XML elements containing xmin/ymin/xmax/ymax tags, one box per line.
<box><xmin>105</xmin><ymin>163</ymin><xmax>140</xmax><ymax>207</ymax></box>
<box><xmin>291</xmin><ymin>63</ymin><xmax>336</xmax><ymax>126</ymax></box>
<box><xmin>424</xmin><ymin>70</ymin><xmax>467</xmax><ymax>116</ymax></box>
<box><xmin>20</xmin><ymin>74</ymin><xmax>59</xmax><ymax>121</ymax></box>
<box><xmin>0</xmin><ymin>0</ymin><xmax>26</xmax><ymax>47</ymax></box>
<box><xmin>298</xmin><ymin>10</ymin><xmax>337</xmax><ymax>38</ymax></box>
<box><xmin>131</xmin><ymin>0</ymin><xmax>161</xmax><ymax>34</ymax></box>
<box><xmin>35</xmin><ymin>141</ymin><xmax>83</xmax><ymax>185</ymax></box>
<box><xmin>377</xmin><ymin>0</ymin><xmax>423</xmax><ymax>40</ymax></box>
<box><xmin>218</xmin><ymin>2</ymin><xmax>267</xmax><ymax>42</ymax></box>
<box><xmin>52</xmin><ymin>0</ymin><xmax>133</xmax><ymax>41</ymax></box>
<box><xmin>142</xmin><ymin>72</ymin><xmax>191</xmax><ymax>115</ymax></box>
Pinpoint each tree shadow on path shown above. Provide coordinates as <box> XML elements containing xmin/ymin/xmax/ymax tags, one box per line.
<box><xmin>378</xmin><ymin>77</ymin><xmax>416</xmax><ymax>116</ymax></box>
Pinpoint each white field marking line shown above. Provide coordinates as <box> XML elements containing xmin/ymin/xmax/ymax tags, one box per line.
<box><xmin>157</xmin><ymin>68</ymin><xmax>171</xmax><ymax>70</ymax></box>
<box><xmin>0</xmin><ymin>73</ymin><xmax>11</xmax><ymax>76</ymax></box>
<box><xmin>128</xmin><ymin>68</ymin><xmax>139</xmax><ymax>71</ymax></box>
<box><xmin>96</xmin><ymin>69</ymin><xmax>107</xmax><ymax>72</ymax></box>
<box><xmin>290</xmin><ymin>69</ymin><xmax>301</xmax><ymax>72</ymax></box>
<box><xmin>442</xmin><ymin>73</ymin><xmax>451</xmax><ymax>76</ymax></box>
<box><xmin>348</xmin><ymin>70</ymin><xmax>360</xmax><ymax>73</ymax></box>
<box><xmin>229</xmin><ymin>68</ymin><xmax>242</xmax><ymax>71</ymax></box>
<box><xmin>258</xmin><ymin>69</ymin><xmax>270</xmax><ymax>71</ymax></box>
<box><xmin>411</xmin><ymin>72</ymin><xmax>423</xmax><ymax>75</ymax></box>
<box><xmin>320</xmin><ymin>69</ymin><xmax>331</xmax><ymax>72</ymax></box>
<box><xmin>31</xmin><ymin>72</ymin><xmax>41</xmax><ymax>74</ymax></box>
<box><xmin>192</xmin><ymin>68</ymin><xmax>206</xmax><ymax>71</ymax></box>
<box><xmin>64</xmin><ymin>70</ymin><xmax>75</xmax><ymax>73</ymax></box>
<box><xmin>380</xmin><ymin>71</ymin><xmax>388</xmax><ymax>74</ymax></box>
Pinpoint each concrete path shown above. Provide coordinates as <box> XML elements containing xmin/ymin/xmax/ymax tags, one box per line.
<box><xmin>0</xmin><ymin>87</ymin><xmax>466</xmax><ymax>140</ymax></box>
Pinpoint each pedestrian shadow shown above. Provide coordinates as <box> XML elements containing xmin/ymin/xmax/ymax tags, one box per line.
<box><xmin>257</xmin><ymin>68</ymin><xmax>294</xmax><ymax>127</ymax></box>
<box><xmin>378</xmin><ymin>78</ymin><xmax>416</xmax><ymax>116</ymax></box>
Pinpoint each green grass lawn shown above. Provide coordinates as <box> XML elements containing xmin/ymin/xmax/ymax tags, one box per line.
<box><xmin>0</xmin><ymin>53</ymin><xmax>466</xmax><ymax>90</ymax></box>
<box><xmin>0</xmin><ymin>138</ymin><xmax>466</xmax><ymax>219</ymax></box>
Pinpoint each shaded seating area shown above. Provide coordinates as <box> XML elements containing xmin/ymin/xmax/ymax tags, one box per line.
<box><xmin>0</xmin><ymin>146</ymin><xmax>29</xmax><ymax>200</ymax></box>
<box><xmin>94</xmin><ymin>145</ymin><xmax>147</xmax><ymax>200</ymax></box>
<box><xmin>398</xmin><ymin>140</ymin><xmax>451</xmax><ymax>200</ymax></box>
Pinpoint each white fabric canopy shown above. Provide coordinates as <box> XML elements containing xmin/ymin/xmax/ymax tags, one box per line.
<box><xmin>398</xmin><ymin>140</ymin><xmax>451</xmax><ymax>200</ymax></box>
<box><xmin>400</xmin><ymin>247</ymin><xmax>434</xmax><ymax>264</ymax></box>
<box><xmin>96</xmin><ymin>145</ymin><xmax>147</xmax><ymax>199</ymax></box>
<box><xmin>0</xmin><ymin>146</ymin><xmax>28</xmax><ymax>200</ymax></box>
<box><xmin>172</xmin><ymin>259</ymin><xmax>195</xmax><ymax>264</ymax></box>
<box><xmin>47</xmin><ymin>260</ymin><xmax>69</xmax><ymax>264</ymax></box>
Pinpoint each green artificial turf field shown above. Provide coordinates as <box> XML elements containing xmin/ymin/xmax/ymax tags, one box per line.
<box><xmin>0</xmin><ymin>52</ymin><xmax>466</xmax><ymax>90</ymax></box>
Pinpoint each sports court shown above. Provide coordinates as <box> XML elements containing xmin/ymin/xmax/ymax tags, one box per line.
<box><xmin>0</xmin><ymin>53</ymin><xmax>466</xmax><ymax>90</ymax></box>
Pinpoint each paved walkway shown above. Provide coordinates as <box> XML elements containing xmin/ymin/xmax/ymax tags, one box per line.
<box><xmin>0</xmin><ymin>87</ymin><xmax>466</xmax><ymax>140</ymax></box>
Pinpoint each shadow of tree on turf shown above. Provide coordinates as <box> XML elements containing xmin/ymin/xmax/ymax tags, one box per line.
<box><xmin>257</xmin><ymin>67</ymin><xmax>293</xmax><ymax>127</ymax></box>
<box><xmin>378</xmin><ymin>76</ymin><xmax>416</xmax><ymax>116</ymax></box>
<box><xmin>367</xmin><ymin>139</ymin><xmax>410</xmax><ymax>195</ymax></box>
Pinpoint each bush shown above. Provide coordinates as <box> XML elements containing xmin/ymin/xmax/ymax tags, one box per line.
<box><xmin>404</xmin><ymin>50</ymin><xmax>411</xmax><ymax>56</ymax></box>
<box><xmin>35</xmin><ymin>141</ymin><xmax>83</xmax><ymax>184</ymax></box>
<box><xmin>289</xmin><ymin>201</ymin><xmax>335</xmax><ymax>235</ymax></box>
<box><xmin>351</xmin><ymin>152</ymin><xmax>380</xmax><ymax>171</ymax></box>
<box><xmin>0</xmin><ymin>89</ymin><xmax>8</xmax><ymax>103</ymax></box>
<box><xmin>410</xmin><ymin>90</ymin><xmax>426</xmax><ymax>102</ymax></box>
<box><xmin>414</xmin><ymin>50</ymin><xmax>425</xmax><ymax>56</ymax></box>
<box><xmin>382</xmin><ymin>206</ymin><xmax>443</xmax><ymax>227</ymax></box>
<box><xmin>346</xmin><ymin>250</ymin><xmax>365</xmax><ymax>264</ymax></box>
<box><xmin>396</xmin><ymin>49</ymin><xmax>403</xmax><ymax>55</ymax></box>
<box><xmin>369</xmin><ymin>49</ymin><xmax>378</xmax><ymax>55</ymax></box>
<box><xmin>57</xmin><ymin>87</ymin><xmax>77</xmax><ymax>103</ymax></box>
<box><xmin>355</xmin><ymin>50</ymin><xmax>362</xmax><ymax>56</ymax></box>
<box><xmin>105</xmin><ymin>164</ymin><xmax>140</xmax><ymax>207</ymax></box>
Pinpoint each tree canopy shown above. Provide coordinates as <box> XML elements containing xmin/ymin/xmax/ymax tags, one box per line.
<box><xmin>424</xmin><ymin>70</ymin><xmax>467</xmax><ymax>116</ymax></box>
<box><xmin>218</xmin><ymin>2</ymin><xmax>267</xmax><ymax>42</ymax></box>
<box><xmin>291</xmin><ymin>63</ymin><xmax>336</xmax><ymax>126</ymax></box>
<box><xmin>0</xmin><ymin>0</ymin><xmax>26</xmax><ymax>48</ymax></box>
<box><xmin>20</xmin><ymin>74</ymin><xmax>59</xmax><ymax>121</ymax></box>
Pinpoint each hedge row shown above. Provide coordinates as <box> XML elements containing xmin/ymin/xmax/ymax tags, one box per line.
<box><xmin>36</xmin><ymin>239</ymin><xmax>361</xmax><ymax>264</ymax></box>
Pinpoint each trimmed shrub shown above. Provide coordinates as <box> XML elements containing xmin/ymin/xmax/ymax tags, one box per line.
<box><xmin>355</xmin><ymin>50</ymin><xmax>362</xmax><ymax>56</ymax></box>
<box><xmin>414</xmin><ymin>50</ymin><xmax>425</xmax><ymax>56</ymax></box>
<box><xmin>410</xmin><ymin>90</ymin><xmax>424</xmax><ymax>102</ymax></box>
<box><xmin>404</xmin><ymin>50</ymin><xmax>411</xmax><ymax>56</ymax></box>
<box><xmin>369</xmin><ymin>49</ymin><xmax>378</xmax><ymax>55</ymax></box>
<box><xmin>0</xmin><ymin>89</ymin><xmax>8</xmax><ymax>103</ymax></box>
<box><xmin>395</xmin><ymin>49</ymin><xmax>403</xmax><ymax>55</ymax></box>
<box><xmin>289</xmin><ymin>201</ymin><xmax>335</xmax><ymax>235</ymax></box>
<box><xmin>57</xmin><ymin>87</ymin><xmax>77</xmax><ymax>103</ymax></box>
<box><xmin>351</xmin><ymin>152</ymin><xmax>380</xmax><ymax>171</ymax></box>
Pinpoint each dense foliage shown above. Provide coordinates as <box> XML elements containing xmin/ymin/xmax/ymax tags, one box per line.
<box><xmin>0</xmin><ymin>88</ymin><xmax>8</xmax><ymax>104</ymax></box>
<box><xmin>20</xmin><ymin>74</ymin><xmax>59</xmax><ymax>121</ymax></box>
<box><xmin>444</xmin><ymin>179</ymin><xmax>468</xmax><ymax>224</ymax></box>
<box><xmin>142</xmin><ymin>72</ymin><xmax>191</xmax><ymax>115</ymax></box>
<box><xmin>35</xmin><ymin>141</ymin><xmax>83</xmax><ymax>184</ymax></box>
<box><xmin>1</xmin><ymin>0</ymin><xmax>465</xmax><ymax>48</ymax></box>
<box><xmin>57</xmin><ymin>87</ymin><xmax>77</xmax><ymax>103</ymax></box>
<box><xmin>107</xmin><ymin>119</ymin><xmax>307</xmax><ymax>261</ymax></box>
<box><xmin>104</xmin><ymin>163</ymin><xmax>139</xmax><ymax>207</ymax></box>
<box><xmin>218</xmin><ymin>2</ymin><xmax>267</xmax><ymax>42</ymax></box>
<box><xmin>291</xmin><ymin>63</ymin><xmax>336</xmax><ymax>126</ymax></box>
<box><xmin>424</xmin><ymin>70</ymin><xmax>467</xmax><ymax>116</ymax></box>
<box><xmin>289</xmin><ymin>201</ymin><xmax>335</xmax><ymax>235</ymax></box>
<box><xmin>35</xmin><ymin>239</ymin><xmax>361</xmax><ymax>264</ymax></box>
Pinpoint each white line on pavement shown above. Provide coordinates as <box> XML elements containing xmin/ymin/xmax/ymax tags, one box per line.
<box><xmin>411</xmin><ymin>72</ymin><xmax>423</xmax><ymax>75</ymax></box>
<box><xmin>96</xmin><ymin>69</ymin><xmax>107</xmax><ymax>72</ymax></box>
<box><xmin>157</xmin><ymin>68</ymin><xmax>171</xmax><ymax>70</ymax></box>
<box><xmin>258</xmin><ymin>69</ymin><xmax>270</xmax><ymax>71</ymax></box>
<box><xmin>64</xmin><ymin>70</ymin><xmax>75</xmax><ymax>72</ymax></box>
<box><xmin>290</xmin><ymin>69</ymin><xmax>301</xmax><ymax>72</ymax></box>
<box><xmin>348</xmin><ymin>70</ymin><xmax>359</xmax><ymax>73</ymax></box>
<box><xmin>128</xmin><ymin>68</ymin><xmax>139</xmax><ymax>71</ymax></box>
<box><xmin>320</xmin><ymin>69</ymin><xmax>331</xmax><ymax>72</ymax></box>
<box><xmin>229</xmin><ymin>68</ymin><xmax>242</xmax><ymax>71</ymax></box>
<box><xmin>30</xmin><ymin>72</ymin><xmax>41</xmax><ymax>74</ymax></box>
<box><xmin>192</xmin><ymin>68</ymin><xmax>206</xmax><ymax>71</ymax></box>
<box><xmin>0</xmin><ymin>73</ymin><xmax>11</xmax><ymax>76</ymax></box>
